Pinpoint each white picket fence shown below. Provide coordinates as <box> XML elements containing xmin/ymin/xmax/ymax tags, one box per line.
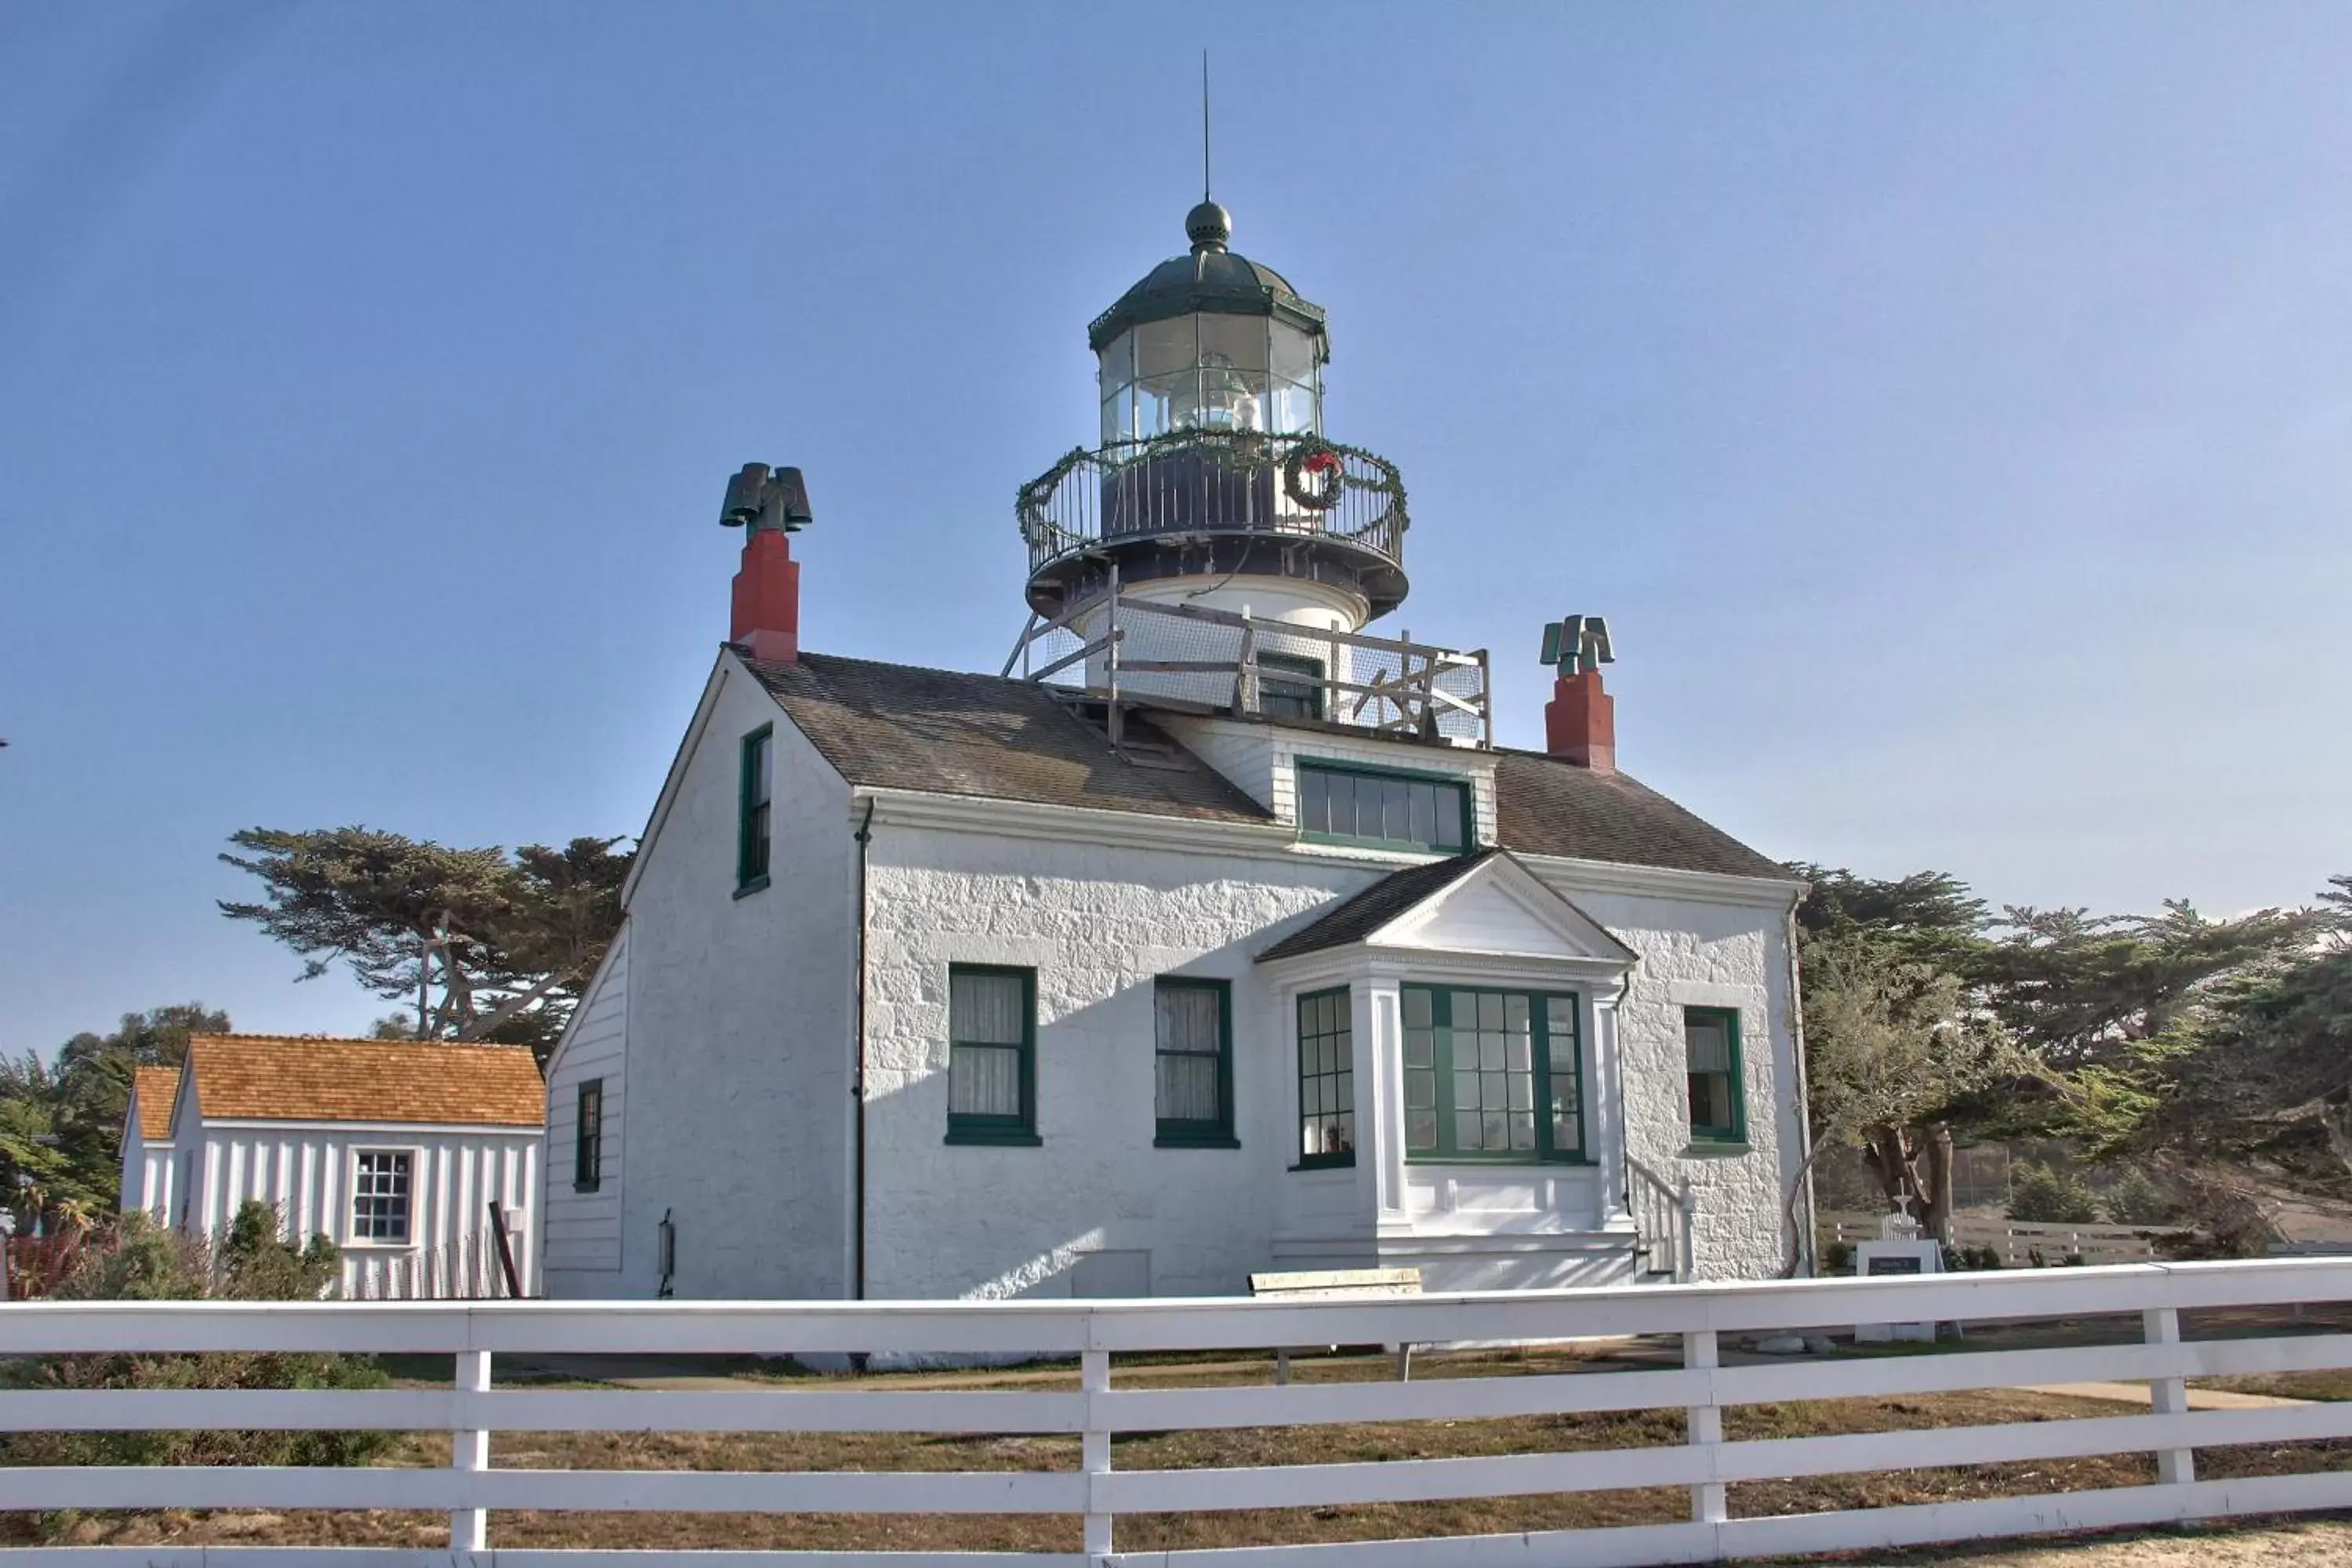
<box><xmin>1820</xmin><ymin>1210</ymin><xmax>2189</xmax><ymax>1268</ymax></box>
<box><xmin>2</xmin><ymin>1259</ymin><xmax>2351</xmax><ymax>1566</ymax></box>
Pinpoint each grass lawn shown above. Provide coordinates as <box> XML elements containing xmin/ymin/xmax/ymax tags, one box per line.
<box><xmin>14</xmin><ymin>1338</ymin><xmax>2352</xmax><ymax>1556</ymax></box>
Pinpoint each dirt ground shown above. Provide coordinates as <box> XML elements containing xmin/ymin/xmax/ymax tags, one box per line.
<box><xmin>1879</xmin><ymin>1517</ymin><xmax>2352</xmax><ymax>1564</ymax></box>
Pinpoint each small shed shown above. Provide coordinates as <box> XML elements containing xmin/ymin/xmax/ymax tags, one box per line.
<box><xmin>118</xmin><ymin>1065</ymin><xmax>180</xmax><ymax>1225</ymax></box>
<box><xmin>162</xmin><ymin>1034</ymin><xmax>546</xmax><ymax>1298</ymax></box>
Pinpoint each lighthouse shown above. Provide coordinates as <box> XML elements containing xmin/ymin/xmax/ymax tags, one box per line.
<box><xmin>1015</xmin><ymin>201</ymin><xmax>1425</xmax><ymax>728</ymax></box>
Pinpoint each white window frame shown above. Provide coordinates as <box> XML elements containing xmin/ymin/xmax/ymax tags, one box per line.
<box><xmin>345</xmin><ymin>1145</ymin><xmax>424</xmax><ymax>1249</ymax></box>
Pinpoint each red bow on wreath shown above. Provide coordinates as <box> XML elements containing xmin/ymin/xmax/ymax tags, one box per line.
<box><xmin>1302</xmin><ymin>451</ymin><xmax>1340</xmax><ymax>474</ymax></box>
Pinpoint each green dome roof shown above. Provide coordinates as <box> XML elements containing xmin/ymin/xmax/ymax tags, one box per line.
<box><xmin>1086</xmin><ymin>205</ymin><xmax>1328</xmax><ymax>353</ymax></box>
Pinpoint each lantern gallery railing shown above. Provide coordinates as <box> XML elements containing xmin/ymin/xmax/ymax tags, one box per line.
<box><xmin>1017</xmin><ymin>430</ymin><xmax>1410</xmax><ymax>577</ymax></box>
<box><xmin>1004</xmin><ymin>583</ymin><xmax>1492</xmax><ymax>748</ymax></box>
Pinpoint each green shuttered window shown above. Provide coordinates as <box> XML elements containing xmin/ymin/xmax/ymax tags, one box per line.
<box><xmin>1154</xmin><ymin>978</ymin><xmax>1236</xmax><ymax>1147</ymax></box>
<box><xmin>1401</xmin><ymin>985</ymin><xmax>1584</xmax><ymax>1163</ymax></box>
<box><xmin>1295</xmin><ymin>987</ymin><xmax>1356</xmax><ymax>1167</ymax></box>
<box><xmin>1297</xmin><ymin>760</ymin><xmax>1469</xmax><ymax>855</ymax></box>
<box><xmin>1685</xmin><ymin>1007</ymin><xmax>1746</xmax><ymax>1144</ymax></box>
<box><xmin>946</xmin><ymin>965</ymin><xmax>1039</xmax><ymax>1145</ymax></box>
<box><xmin>736</xmin><ymin>725</ymin><xmax>773</xmax><ymax>895</ymax></box>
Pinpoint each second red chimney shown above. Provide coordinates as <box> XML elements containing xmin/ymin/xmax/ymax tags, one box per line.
<box><xmin>720</xmin><ymin>463</ymin><xmax>813</xmax><ymax>664</ymax></box>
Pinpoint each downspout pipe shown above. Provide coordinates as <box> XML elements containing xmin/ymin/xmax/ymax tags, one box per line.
<box><xmin>851</xmin><ymin>797</ymin><xmax>877</xmax><ymax>1302</ymax></box>
<box><xmin>1784</xmin><ymin>897</ymin><xmax>1820</xmax><ymax>1277</ymax></box>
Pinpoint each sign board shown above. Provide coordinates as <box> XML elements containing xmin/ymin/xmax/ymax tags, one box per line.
<box><xmin>1855</xmin><ymin>1237</ymin><xmax>1943</xmax><ymax>1341</ymax></box>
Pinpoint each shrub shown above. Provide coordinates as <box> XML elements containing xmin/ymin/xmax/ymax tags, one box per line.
<box><xmin>2008</xmin><ymin>1161</ymin><xmax>2101</xmax><ymax>1225</ymax></box>
<box><xmin>2103</xmin><ymin>1167</ymin><xmax>2179</xmax><ymax>1226</ymax></box>
<box><xmin>0</xmin><ymin>1210</ymin><xmax>391</xmax><ymax>1523</ymax></box>
<box><xmin>1823</xmin><ymin>1240</ymin><xmax>1855</xmax><ymax>1275</ymax></box>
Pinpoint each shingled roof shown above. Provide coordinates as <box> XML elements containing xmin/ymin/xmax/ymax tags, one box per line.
<box><xmin>183</xmin><ymin>1035</ymin><xmax>544</xmax><ymax>1128</ymax></box>
<box><xmin>740</xmin><ymin>651</ymin><xmax>1271</xmax><ymax>825</ymax></box>
<box><xmin>1491</xmin><ymin>750</ymin><xmax>1788</xmax><ymax>880</ymax></box>
<box><xmin>132</xmin><ymin>1066</ymin><xmax>179</xmax><ymax>1141</ymax></box>
<box><xmin>736</xmin><ymin>649</ymin><xmax>1786</xmax><ymax>881</ymax></box>
<box><xmin>1258</xmin><ymin>851</ymin><xmax>1497</xmax><ymax>961</ymax></box>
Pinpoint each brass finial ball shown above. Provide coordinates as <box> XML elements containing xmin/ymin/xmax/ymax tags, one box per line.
<box><xmin>1186</xmin><ymin>200</ymin><xmax>1232</xmax><ymax>252</ymax></box>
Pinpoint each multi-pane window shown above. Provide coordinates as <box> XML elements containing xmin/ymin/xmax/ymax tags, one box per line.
<box><xmin>946</xmin><ymin>965</ymin><xmax>1037</xmax><ymax>1145</ymax></box>
<box><xmin>574</xmin><ymin>1078</ymin><xmax>604</xmax><ymax>1192</ymax></box>
<box><xmin>1401</xmin><ymin>987</ymin><xmax>1584</xmax><ymax>1162</ymax></box>
<box><xmin>351</xmin><ymin>1150</ymin><xmax>413</xmax><ymax>1242</ymax></box>
<box><xmin>1298</xmin><ymin>762</ymin><xmax>1468</xmax><ymax>855</ymax></box>
<box><xmin>1295</xmin><ymin>987</ymin><xmax>1355</xmax><ymax>1167</ymax></box>
<box><xmin>1154</xmin><ymin>978</ymin><xmax>1233</xmax><ymax>1145</ymax></box>
<box><xmin>1257</xmin><ymin>653</ymin><xmax>1325</xmax><ymax>723</ymax></box>
<box><xmin>1685</xmin><ymin>1007</ymin><xmax>1746</xmax><ymax>1144</ymax></box>
<box><xmin>737</xmin><ymin>725</ymin><xmax>773</xmax><ymax>891</ymax></box>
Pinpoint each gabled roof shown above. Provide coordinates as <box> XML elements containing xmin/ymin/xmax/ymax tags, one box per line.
<box><xmin>131</xmin><ymin>1067</ymin><xmax>180</xmax><ymax>1142</ymax></box>
<box><xmin>1258</xmin><ymin>849</ymin><xmax>1639</xmax><ymax>966</ymax></box>
<box><xmin>182</xmin><ymin>1035</ymin><xmax>544</xmax><ymax>1128</ymax></box>
<box><xmin>741</xmin><ymin>651</ymin><xmax>1272</xmax><ymax>826</ymax></box>
<box><xmin>1258</xmin><ymin>851</ymin><xmax>1497</xmax><ymax>961</ymax></box>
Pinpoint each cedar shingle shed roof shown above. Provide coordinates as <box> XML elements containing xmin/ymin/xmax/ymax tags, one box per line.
<box><xmin>741</xmin><ymin>652</ymin><xmax>1271</xmax><ymax>825</ymax></box>
<box><xmin>132</xmin><ymin>1067</ymin><xmax>180</xmax><ymax>1141</ymax></box>
<box><xmin>1258</xmin><ymin>851</ymin><xmax>1497</xmax><ymax>961</ymax></box>
<box><xmin>183</xmin><ymin>1035</ymin><xmax>544</xmax><ymax>1128</ymax></box>
<box><xmin>1491</xmin><ymin>750</ymin><xmax>1788</xmax><ymax>880</ymax></box>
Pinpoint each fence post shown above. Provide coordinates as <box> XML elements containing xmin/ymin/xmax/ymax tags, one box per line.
<box><xmin>1684</xmin><ymin>1329</ymin><xmax>1727</xmax><ymax>1525</ymax></box>
<box><xmin>1082</xmin><ymin>1346</ymin><xmax>1112</xmax><ymax>1563</ymax></box>
<box><xmin>451</xmin><ymin>1347</ymin><xmax>492</xmax><ymax>1554</ymax></box>
<box><xmin>2143</xmin><ymin>1306</ymin><xmax>2196</xmax><ymax>1486</ymax></box>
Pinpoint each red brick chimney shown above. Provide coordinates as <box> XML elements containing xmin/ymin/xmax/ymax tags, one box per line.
<box><xmin>1541</xmin><ymin>614</ymin><xmax>1615</xmax><ymax>771</ymax></box>
<box><xmin>720</xmin><ymin>463</ymin><xmax>813</xmax><ymax>665</ymax></box>
<box><xmin>730</xmin><ymin>530</ymin><xmax>800</xmax><ymax>664</ymax></box>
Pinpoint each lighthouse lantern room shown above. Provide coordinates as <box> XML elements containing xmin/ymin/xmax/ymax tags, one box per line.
<box><xmin>1013</xmin><ymin>203</ymin><xmax>1485</xmax><ymax>746</ymax></box>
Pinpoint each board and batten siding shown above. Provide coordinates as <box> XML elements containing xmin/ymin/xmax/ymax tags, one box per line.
<box><xmin>119</xmin><ymin>1134</ymin><xmax>173</xmax><ymax>1224</ymax></box>
<box><xmin>181</xmin><ymin>1120</ymin><xmax>540</xmax><ymax>1299</ymax></box>
<box><xmin>542</xmin><ymin>925</ymin><xmax>628</xmax><ymax>1289</ymax></box>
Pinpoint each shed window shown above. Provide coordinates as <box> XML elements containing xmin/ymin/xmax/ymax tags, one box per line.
<box><xmin>1154</xmin><ymin>978</ymin><xmax>1234</xmax><ymax>1146</ymax></box>
<box><xmin>1402</xmin><ymin>986</ymin><xmax>1584</xmax><ymax>1163</ymax></box>
<box><xmin>574</xmin><ymin>1078</ymin><xmax>604</xmax><ymax>1192</ymax></box>
<box><xmin>736</xmin><ymin>725</ymin><xmax>773</xmax><ymax>894</ymax></box>
<box><xmin>946</xmin><ymin>966</ymin><xmax>1038</xmax><ymax>1145</ymax></box>
<box><xmin>1298</xmin><ymin>760</ymin><xmax>1468</xmax><ymax>855</ymax></box>
<box><xmin>1685</xmin><ymin>1008</ymin><xmax>1746</xmax><ymax>1144</ymax></box>
<box><xmin>1294</xmin><ymin>987</ymin><xmax>1355</xmax><ymax>1167</ymax></box>
<box><xmin>351</xmin><ymin>1150</ymin><xmax>413</xmax><ymax>1243</ymax></box>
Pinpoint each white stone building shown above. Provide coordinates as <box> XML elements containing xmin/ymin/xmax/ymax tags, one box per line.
<box><xmin>541</xmin><ymin>201</ymin><xmax>1811</xmax><ymax>1304</ymax></box>
<box><xmin>146</xmin><ymin>1034</ymin><xmax>545</xmax><ymax>1298</ymax></box>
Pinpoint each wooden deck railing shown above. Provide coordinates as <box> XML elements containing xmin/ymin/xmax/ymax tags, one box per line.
<box><xmin>2</xmin><ymin>1260</ymin><xmax>2350</xmax><ymax>1564</ymax></box>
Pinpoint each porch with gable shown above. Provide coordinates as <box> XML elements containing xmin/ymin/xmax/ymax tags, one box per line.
<box><xmin>1258</xmin><ymin>849</ymin><xmax>1666</xmax><ymax>1293</ymax></box>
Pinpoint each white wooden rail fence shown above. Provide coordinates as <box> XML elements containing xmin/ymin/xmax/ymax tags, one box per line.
<box><xmin>1818</xmin><ymin>1211</ymin><xmax>2188</xmax><ymax>1268</ymax></box>
<box><xmin>2</xmin><ymin>1260</ymin><xmax>2352</xmax><ymax>1566</ymax></box>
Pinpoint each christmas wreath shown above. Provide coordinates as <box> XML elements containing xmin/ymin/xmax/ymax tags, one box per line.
<box><xmin>1283</xmin><ymin>441</ymin><xmax>1345</xmax><ymax>510</ymax></box>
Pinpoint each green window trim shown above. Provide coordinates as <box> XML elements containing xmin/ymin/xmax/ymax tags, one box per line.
<box><xmin>1401</xmin><ymin>985</ymin><xmax>1588</xmax><ymax>1164</ymax></box>
<box><xmin>946</xmin><ymin>964</ymin><xmax>1040</xmax><ymax>1146</ymax></box>
<box><xmin>735</xmin><ymin>724</ymin><xmax>774</xmax><ymax>895</ymax></box>
<box><xmin>1256</xmin><ymin>652</ymin><xmax>1325</xmax><ymax>723</ymax></box>
<box><xmin>1153</xmin><ymin>976</ymin><xmax>1236</xmax><ymax>1148</ymax></box>
<box><xmin>573</xmin><ymin>1078</ymin><xmax>603</xmax><ymax>1193</ymax></box>
<box><xmin>1684</xmin><ymin>1006</ymin><xmax>1747</xmax><ymax>1145</ymax></box>
<box><xmin>1294</xmin><ymin>985</ymin><xmax>1356</xmax><ymax>1169</ymax></box>
<box><xmin>1296</xmin><ymin>757</ymin><xmax>1472</xmax><ymax>855</ymax></box>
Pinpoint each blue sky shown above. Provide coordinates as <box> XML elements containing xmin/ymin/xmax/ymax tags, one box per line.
<box><xmin>3</xmin><ymin>4</ymin><xmax>2347</xmax><ymax>1053</ymax></box>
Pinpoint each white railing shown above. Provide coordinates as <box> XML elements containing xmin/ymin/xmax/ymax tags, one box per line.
<box><xmin>1820</xmin><ymin>1211</ymin><xmax>2190</xmax><ymax>1268</ymax></box>
<box><xmin>1626</xmin><ymin>1152</ymin><xmax>1693</xmax><ymax>1281</ymax></box>
<box><xmin>3</xmin><ymin>1260</ymin><xmax>2352</xmax><ymax>1565</ymax></box>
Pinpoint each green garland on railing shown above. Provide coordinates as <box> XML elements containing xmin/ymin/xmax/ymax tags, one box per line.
<box><xmin>1014</xmin><ymin>430</ymin><xmax>1409</xmax><ymax>549</ymax></box>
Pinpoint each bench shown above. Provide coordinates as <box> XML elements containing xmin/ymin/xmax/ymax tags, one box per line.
<box><xmin>1247</xmin><ymin>1267</ymin><xmax>1424</xmax><ymax>1383</ymax></box>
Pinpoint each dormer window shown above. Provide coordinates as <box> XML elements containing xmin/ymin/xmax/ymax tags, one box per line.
<box><xmin>1298</xmin><ymin>760</ymin><xmax>1469</xmax><ymax>855</ymax></box>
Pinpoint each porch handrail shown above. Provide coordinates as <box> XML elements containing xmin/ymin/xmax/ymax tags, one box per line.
<box><xmin>1627</xmin><ymin>1151</ymin><xmax>1694</xmax><ymax>1281</ymax></box>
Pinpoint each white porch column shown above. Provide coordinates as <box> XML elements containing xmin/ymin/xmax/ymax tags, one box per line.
<box><xmin>1358</xmin><ymin>974</ymin><xmax>1407</xmax><ymax>1225</ymax></box>
<box><xmin>1591</xmin><ymin>983</ymin><xmax>1631</xmax><ymax>1228</ymax></box>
